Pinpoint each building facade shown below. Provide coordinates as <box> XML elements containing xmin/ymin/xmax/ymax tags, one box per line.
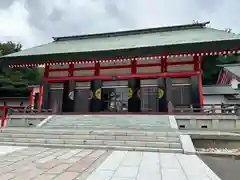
<box><xmin>1</xmin><ymin>22</ymin><xmax>240</xmax><ymax>113</ymax></box>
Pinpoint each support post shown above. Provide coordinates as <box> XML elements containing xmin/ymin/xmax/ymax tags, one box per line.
<box><xmin>37</xmin><ymin>85</ymin><xmax>43</xmax><ymax>112</ymax></box>
<box><xmin>128</xmin><ymin>78</ymin><xmax>141</xmax><ymax>112</ymax></box>
<box><xmin>131</xmin><ymin>58</ymin><xmax>137</xmax><ymax>74</ymax></box>
<box><xmin>62</xmin><ymin>80</ymin><xmax>76</xmax><ymax>112</ymax></box>
<box><xmin>95</xmin><ymin>62</ymin><xmax>100</xmax><ymax>76</ymax></box>
<box><xmin>29</xmin><ymin>87</ymin><xmax>34</xmax><ymax>107</ymax></box>
<box><xmin>90</xmin><ymin>79</ymin><xmax>102</xmax><ymax>112</ymax></box>
<box><xmin>193</xmin><ymin>56</ymin><xmax>204</xmax><ymax>106</ymax></box>
<box><xmin>158</xmin><ymin>78</ymin><xmax>168</xmax><ymax>112</ymax></box>
<box><xmin>42</xmin><ymin>65</ymin><xmax>50</xmax><ymax>110</ymax></box>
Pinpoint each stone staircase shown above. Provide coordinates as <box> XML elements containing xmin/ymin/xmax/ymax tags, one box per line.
<box><xmin>42</xmin><ymin>115</ymin><xmax>173</xmax><ymax>131</ymax></box>
<box><xmin>0</xmin><ymin>115</ymin><xmax>183</xmax><ymax>153</ymax></box>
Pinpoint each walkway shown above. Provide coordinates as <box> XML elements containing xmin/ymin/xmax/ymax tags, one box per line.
<box><xmin>0</xmin><ymin>146</ymin><xmax>221</xmax><ymax>180</ymax></box>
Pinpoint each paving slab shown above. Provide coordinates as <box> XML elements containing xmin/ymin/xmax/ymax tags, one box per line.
<box><xmin>0</xmin><ymin>146</ymin><xmax>111</xmax><ymax>180</ymax></box>
<box><xmin>0</xmin><ymin>146</ymin><xmax>222</xmax><ymax>180</ymax></box>
<box><xmin>86</xmin><ymin>151</ymin><xmax>222</xmax><ymax>180</ymax></box>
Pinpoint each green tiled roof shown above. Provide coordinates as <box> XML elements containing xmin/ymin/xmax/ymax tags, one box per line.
<box><xmin>1</xmin><ymin>22</ymin><xmax>240</xmax><ymax>64</ymax></box>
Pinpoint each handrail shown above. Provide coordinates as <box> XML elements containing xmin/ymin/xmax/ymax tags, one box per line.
<box><xmin>4</xmin><ymin>103</ymin><xmax>240</xmax><ymax>116</ymax></box>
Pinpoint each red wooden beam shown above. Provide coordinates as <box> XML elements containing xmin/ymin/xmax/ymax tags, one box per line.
<box><xmin>44</xmin><ymin>71</ymin><xmax>198</xmax><ymax>82</ymax></box>
<box><xmin>47</xmin><ymin>61</ymin><xmax>195</xmax><ymax>72</ymax></box>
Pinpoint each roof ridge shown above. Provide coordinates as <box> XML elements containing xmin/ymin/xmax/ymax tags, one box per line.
<box><xmin>52</xmin><ymin>21</ymin><xmax>210</xmax><ymax>42</ymax></box>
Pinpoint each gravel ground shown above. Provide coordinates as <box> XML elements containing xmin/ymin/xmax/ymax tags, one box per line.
<box><xmin>197</xmin><ymin>148</ymin><xmax>240</xmax><ymax>154</ymax></box>
<box><xmin>200</xmin><ymin>155</ymin><xmax>240</xmax><ymax>180</ymax></box>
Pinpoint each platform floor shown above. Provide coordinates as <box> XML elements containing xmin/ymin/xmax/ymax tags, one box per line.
<box><xmin>0</xmin><ymin>146</ymin><xmax>221</xmax><ymax>180</ymax></box>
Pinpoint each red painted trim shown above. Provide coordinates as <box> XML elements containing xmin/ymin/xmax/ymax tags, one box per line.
<box><xmin>44</xmin><ymin>71</ymin><xmax>198</xmax><ymax>82</ymax></box>
<box><xmin>131</xmin><ymin>58</ymin><xmax>137</xmax><ymax>74</ymax></box>
<box><xmin>38</xmin><ymin>85</ymin><xmax>43</xmax><ymax>112</ymax></box>
<box><xmin>48</xmin><ymin>61</ymin><xmax>197</xmax><ymax>72</ymax></box>
<box><xmin>29</xmin><ymin>87</ymin><xmax>34</xmax><ymax>106</ymax></box>
<box><xmin>94</xmin><ymin>62</ymin><xmax>100</xmax><ymax>76</ymax></box>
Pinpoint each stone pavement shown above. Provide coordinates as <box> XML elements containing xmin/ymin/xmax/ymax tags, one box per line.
<box><xmin>0</xmin><ymin>146</ymin><xmax>221</xmax><ymax>180</ymax></box>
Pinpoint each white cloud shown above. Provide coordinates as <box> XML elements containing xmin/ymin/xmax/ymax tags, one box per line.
<box><xmin>0</xmin><ymin>0</ymin><xmax>239</xmax><ymax>49</ymax></box>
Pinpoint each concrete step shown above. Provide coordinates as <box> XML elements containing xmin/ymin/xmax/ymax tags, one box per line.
<box><xmin>42</xmin><ymin>125</ymin><xmax>173</xmax><ymax>131</ymax></box>
<box><xmin>0</xmin><ymin>137</ymin><xmax>181</xmax><ymax>148</ymax></box>
<box><xmin>0</xmin><ymin>128</ymin><xmax>180</xmax><ymax>137</ymax></box>
<box><xmin>0</xmin><ymin>142</ymin><xmax>183</xmax><ymax>153</ymax></box>
<box><xmin>0</xmin><ymin>128</ymin><xmax>182</xmax><ymax>152</ymax></box>
<box><xmin>0</xmin><ymin>133</ymin><xmax>180</xmax><ymax>143</ymax></box>
<box><xmin>42</xmin><ymin>115</ymin><xmax>172</xmax><ymax>130</ymax></box>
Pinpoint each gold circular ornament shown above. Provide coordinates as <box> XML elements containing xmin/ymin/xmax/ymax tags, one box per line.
<box><xmin>128</xmin><ymin>88</ymin><xmax>133</xmax><ymax>98</ymax></box>
<box><xmin>158</xmin><ymin>88</ymin><xmax>164</xmax><ymax>99</ymax></box>
<box><xmin>95</xmin><ymin>88</ymin><xmax>101</xmax><ymax>100</ymax></box>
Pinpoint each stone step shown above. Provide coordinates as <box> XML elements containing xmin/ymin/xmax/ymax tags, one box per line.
<box><xmin>0</xmin><ymin>133</ymin><xmax>180</xmax><ymax>142</ymax></box>
<box><xmin>0</xmin><ymin>128</ymin><xmax>180</xmax><ymax>137</ymax></box>
<box><xmin>0</xmin><ymin>142</ymin><xmax>183</xmax><ymax>153</ymax></box>
<box><xmin>43</xmin><ymin>125</ymin><xmax>172</xmax><ymax>131</ymax></box>
<box><xmin>0</xmin><ymin>137</ymin><xmax>181</xmax><ymax>148</ymax></box>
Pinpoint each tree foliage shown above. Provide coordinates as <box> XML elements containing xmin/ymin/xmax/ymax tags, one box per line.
<box><xmin>0</xmin><ymin>41</ymin><xmax>42</xmax><ymax>97</ymax></box>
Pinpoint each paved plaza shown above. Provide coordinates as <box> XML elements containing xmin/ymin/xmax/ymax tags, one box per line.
<box><xmin>0</xmin><ymin>146</ymin><xmax>221</xmax><ymax>180</ymax></box>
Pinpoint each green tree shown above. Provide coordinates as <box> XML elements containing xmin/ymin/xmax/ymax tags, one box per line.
<box><xmin>0</xmin><ymin>41</ymin><xmax>42</xmax><ymax>97</ymax></box>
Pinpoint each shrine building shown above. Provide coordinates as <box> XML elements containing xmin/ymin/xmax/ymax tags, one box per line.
<box><xmin>0</xmin><ymin>22</ymin><xmax>240</xmax><ymax>113</ymax></box>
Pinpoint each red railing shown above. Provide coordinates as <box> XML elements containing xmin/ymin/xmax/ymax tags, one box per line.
<box><xmin>0</xmin><ymin>106</ymin><xmax>7</xmax><ymax>128</ymax></box>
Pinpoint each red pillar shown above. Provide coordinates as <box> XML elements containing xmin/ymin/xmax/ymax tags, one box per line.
<box><xmin>1</xmin><ymin>106</ymin><xmax>7</xmax><ymax>128</ymax></box>
<box><xmin>95</xmin><ymin>62</ymin><xmax>100</xmax><ymax>76</ymax></box>
<box><xmin>161</xmin><ymin>57</ymin><xmax>167</xmax><ymax>72</ymax></box>
<box><xmin>131</xmin><ymin>58</ymin><xmax>137</xmax><ymax>74</ymax></box>
<box><xmin>194</xmin><ymin>56</ymin><xmax>204</xmax><ymax>106</ymax></box>
<box><xmin>29</xmin><ymin>87</ymin><xmax>34</xmax><ymax>107</ymax></box>
<box><xmin>37</xmin><ymin>85</ymin><xmax>43</xmax><ymax>112</ymax></box>
<box><xmin>44</xmin><ymin>65</ymin><xmax>50</xmax><ymax>78</ymax></box>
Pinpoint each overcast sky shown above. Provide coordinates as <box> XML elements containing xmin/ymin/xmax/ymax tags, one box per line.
<box><xmin>0</xmin><ymin>0</ymin><xmax>239</xmax><ymax>48</ymax></box>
